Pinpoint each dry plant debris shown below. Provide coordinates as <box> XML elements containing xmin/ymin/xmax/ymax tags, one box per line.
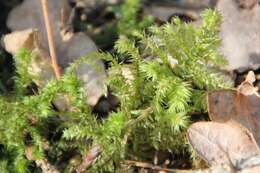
<box><xmin>4</xmin><ymin>0</ymin><xmax>106</xmax><ymax>106</ymax></box>
<box><xmin>188</xmin><ymin>71</ymin><xmax>260</xmax><ymax>173</ymax></box>
<box><xmin>207</xmin><ymin>71</ymin><xmax>260</xmax><ymax>145</ymax></box>
<box><xmin>188</xmin><ymin>121</ymin><xmax>260</xmax><ymax>168</ymax></box>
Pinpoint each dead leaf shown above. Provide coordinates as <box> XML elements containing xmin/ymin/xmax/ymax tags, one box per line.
<box><xmin>217</xmin><ymin>0</ymin><xmax>260</xmax><ymax>72</ymax></box>
<box><xmin>245</xmin><ymin>71</ymin><xmax>256</xmax><ymax>84</ymax></box>
<box><xmin>208</xmin><ymin>90</ymin><xmax>256</xmax><ymax>131</ymax></box>
<box><xmin>187</xmin><ymin>121</ymin><xmax>260</xmax><ymax>168</ymax></box>
<box><xmin>207</xmin><ymin>88</ymin><xmax>260</xmax><ymax>145</ymax></box>
<box><xmin>237</xmin><ymin>71</ymin><xmax>259</xmax><ymax>96</ymax></box>
<box><xmin>208</xmin><ymin>71</ymin><xmax>260</xmax><ymax>143</ymax></box>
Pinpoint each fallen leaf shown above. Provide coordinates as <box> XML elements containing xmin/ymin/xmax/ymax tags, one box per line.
<box><xmin>208</xmin><ymin>90</ymin><xmax>255</xmax><ymax>128</ymax></box>
<box><xmin>207</xmin><ymin>90</ymin><xmax>260</xmax><ymax>144</ymax></box>
<box><xmin>187</xmin><ymin>121</ymin><xmax>260</xmax><ymax>168</ymax></box>
<box><xmin>237</xmin><ymin>71</ymin><xmax>259</xmax><ymax>96</ymax></box>
<box><xmin>207</xmin><ymin>71</ymin><xmax>260</xmax><ymax>142</ymax></box>
<box><xmin>245</xmin><ymin>71</ymin><xmax>256</xmax><ymax>84</ymax></box>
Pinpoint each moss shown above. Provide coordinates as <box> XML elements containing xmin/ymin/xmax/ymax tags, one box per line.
<box><xmin>0</xmin><ymin>9</ymin><xmax>232</xmax><ymax>173</ymax></box>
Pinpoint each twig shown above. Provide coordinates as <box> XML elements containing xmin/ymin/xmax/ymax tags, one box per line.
<box><xmin>40</xmin><ymin>0</ymin><xmax>62</xmax><ymax>79</ymax></box>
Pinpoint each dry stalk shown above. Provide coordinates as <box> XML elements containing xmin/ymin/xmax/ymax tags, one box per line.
<box><xmin>40</xmin><ymin>0</ymin><xmax>62</xmax><ymax>79</ymax></box>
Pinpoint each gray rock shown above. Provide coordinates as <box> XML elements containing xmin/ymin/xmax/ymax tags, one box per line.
<box><xmin>217</xmin><ymin>0</ymin><xmax>260</xmax><ymax>72</ymax></box>
<box><xmin>7</xmin><ymin>0</ymin><xmax>106</xmax><ymax>106</ymax></box>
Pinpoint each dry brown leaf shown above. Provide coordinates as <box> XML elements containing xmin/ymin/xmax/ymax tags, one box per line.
<box><xmin>208</xmin><ymin>90</ymin><xmax>257</xmax><ymax>131</ymax></box>
<box><xmin>187</xmin><ymin>121</ymin><xmax>260</xmax><ymax>168</ymax></box>
<box><xmin>237</xmin><ymin>71</ymin><xmax>259</xmax><ymax>96</ymax></box>
<box><xmin>207</xmin><ymin>71</ymin><xmax>260</xmax><ymax>143</ymax></box>
<box><xmin>207</xmin><ymin>89</ymin><xmax>260</xmax><ymax>145</ymax></box>
<box><xmin>245</xmin><ymin>71</ymin><xmax>256</xmax><ymax>84</ymax></box>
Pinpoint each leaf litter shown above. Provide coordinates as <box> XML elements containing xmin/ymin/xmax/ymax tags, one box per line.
<box><xmin>188</xmin><ymin>71</ymin><xmax>260</xmax><ymax>173</ymax></box>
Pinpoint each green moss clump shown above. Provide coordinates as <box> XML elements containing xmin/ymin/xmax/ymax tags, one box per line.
<box><xmin>0</xmin><ymin>9</ymin><xmax>232</xmax><ymax>173</ymax></box>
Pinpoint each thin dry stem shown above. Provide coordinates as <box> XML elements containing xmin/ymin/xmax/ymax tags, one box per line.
<box><xmin>40</xmin><ymin>0</ymin><xmax>62</xmax><ymax>79</ymax></box>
